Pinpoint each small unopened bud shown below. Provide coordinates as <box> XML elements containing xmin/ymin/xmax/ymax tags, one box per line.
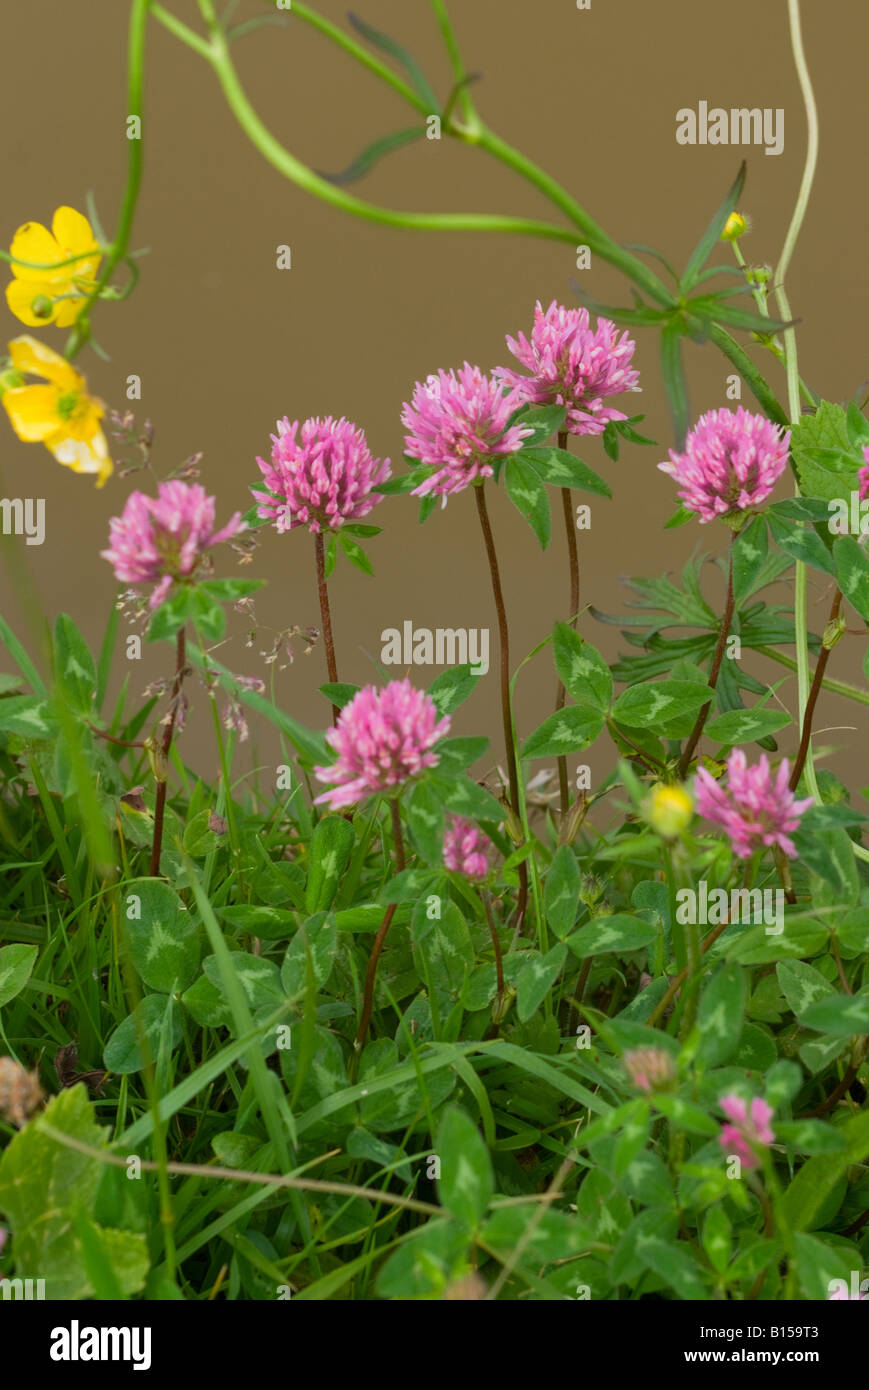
<box><xmin>559</xmin><ymin>794</ymin><xmax>589</xmax><ymax>846</ymax></box>
<box><xmin>822</xmin><ymin>615</ymin><xmax>846</xmax><ymax>651</ymax></box>
<box><xmin>145</xmin><ymin>737</ymin><xmax>169</xmax><ymax>784</ymax></box>
<box><xmin>491</xmin><ymin>986</ymin><xmax>515</xmax><ymax>1026</ymax></box>
<box><xmin>721</xmin><ymin>211</ymin><xmax>749</xmax><ymax>243</ymax></box>
<box><xmin>747</xmin><ymin>262</ymin><xmax>772</xmax><ymax>286</ymax></box>
<box><xmin>624</xmin><ymin>1046</ymin><xmax>676</xmax><ymax>1094</ymax></box>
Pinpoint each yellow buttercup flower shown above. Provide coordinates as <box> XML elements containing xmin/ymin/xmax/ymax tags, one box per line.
<box><xmin>645</xmin><ymin>782</ymin><xmax>694</xmax><ymax>839</ymax></box>
<box><xmin>1</xmin><ymin>336</ymin><xmax>112</xmax><ymax>486</ymax></box>
<box><xmin>721</xmin><ymin>211</ymin><xmax>749</xmax><ymax>244</ymax></box>
<box><xmin>5</xmin><ymin>207</ymin><xmax>101</xmax><ymax>328</ymax></box>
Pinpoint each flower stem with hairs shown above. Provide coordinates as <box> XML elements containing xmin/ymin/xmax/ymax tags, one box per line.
<box><xmin>150</xmin><ymin>626</ymin><xmax>186</xmax><ymax>876</ymax></box>
<box><xmin>553</xmin><ymin>429</ymin><xmax>580</xmax><ymax>817</ymax></box>
<box><xmin>678</xmin><ymin>536</ymin><xmax>736</xmax><ymax>778</ymax></box>
<box><xmin>473</xmin><ymin>482</ymin><xmax>528</xmax><ymax>930</ymax></box>
<box><xmin>314</xmin><ymin>532</ymin><xmax>340</xmax><ymax>724</ymax></box>
<box><xmin>354</xmin><ymin>798</ymin><xmax>405</xmax><ymax>1051</ymax></box>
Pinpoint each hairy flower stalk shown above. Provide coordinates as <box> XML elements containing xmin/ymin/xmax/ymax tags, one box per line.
<box><xmin>254</xmin><ymin>415</ymin><xmax>390</xmax><ymax>721</ymax></box>
<box><xmin>314</xmin><ymin>680</ymin><xmax>448</xmax><ymax>1048</ymax></box>
<box><xmin>103</xmin><ymin>481</ymin><xmax>243</xmax><ymax>873</ymax></box>
<box><xmin>402</xmin><ymin>364</ymin><xmax>532</xmax><ymax>927</ymax></box>
<box><xmin>150</xmin><ymin>628</ymin><xmax>186</xmax><ymax>876</ymax></box>
<box><xmin>498</xmin><ymin>302</ymin><xmax>640</xmax><ymax>817</ymax></box>
<box><xmin>659</xmin><ymin>407</ymin><xmax>790</xmax><ymax>777</ymax></box>
<box><xmin>679</xmin><ymin>535</ymin><xmax>736</xmax><ymax>778</ymax></box>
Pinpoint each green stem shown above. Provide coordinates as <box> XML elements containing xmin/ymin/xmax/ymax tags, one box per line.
<box><xmin>777</xmin><ymin>0</ymin><xmax>821</xmax><ymax>805</ymax></box>
<box><xmin>148</xmin><ymin>1</ymin><xmax>578</xmax><ymax>249</ymax></box>
<box><xmin>757</xmin><ymin>646</ymin><xmax>869</xmax><ymax>708</ymax></box>
<box><xmin>65</xmin><ymin>0</ymin><xmax>148</xmax><ymax>359</ymax></box>
<box><xmin>429</xmin><ymin>0</ymin><xmax>478</xmax><ymax>127</ymax></box>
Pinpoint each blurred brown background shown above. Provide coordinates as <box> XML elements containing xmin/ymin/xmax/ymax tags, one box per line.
<box><xmin>1</xmin><ymin>0</ymin><xmax>868</xmax><ymax>794</ymax></box>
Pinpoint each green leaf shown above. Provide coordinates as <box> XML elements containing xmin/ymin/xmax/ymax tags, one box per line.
<box><xmin>553</xmin><ymin>623</ymin><xmax>612</xmax><ymax>709</ymax></box>
<box><xmin>435</xmin><ymin>736</ymin><xmax>489</xmax><ymax>773</ymax></box>
<box><xmin>347</xmin><ymin>11</ymin><xmax>440</xmax><ymax>113</ymax></box>
<box><xmin>337</xmin><ymin>531</ymin><xmax>374</xmax><ymax>575</ymax></box>
<box><xmin>319</xmin><ymin>125</ymin><xmax>425</xmax><ymax>185</ymax></box>
<box><xmin>122</xmin><ymin>877</ymin><xmax>200</xmax><ymax>993</ymax></box>
<box><xmin>781</xmin><ymin>1109</ymin><xmax>869</xmax><ymax>1231</ymax></box>
<box><xmin>696</xmin><ymin>963</ymin><xmax>746</xmax><ymax>1067</ymax></box>
<box><xmin>517</xmin><ymin>943</ymin><xmax>567</xmax><ymax>1021</ymax></box>
<box><xmin>732</xmin><ymin>514</ymin><xmax>769</xmax><ymax>602</ymax></box>
<box><xmin>502</xmin><ymin>403</ymin><xmax>566</xmax><ymax>447</ymax></box>
<box><xmin>833</xmin><ymin>535</ymin><xmax>869</xmax><ymax>620</ymax></box>
<box><xmin>775</xmin><ymin>1120</ymin><xmax>847</xmax><ymax>1155</ymax></box>
<box><xmin>702</xmin><ymin>1206</ymin><xmax>732</xmax><ymax>1275</ymax></box>
<box><xmin>305</xmin><ymin>815</ymin><xmax>356</xmax><ymax>913</ymax></box>
<box><xmin>147</xmin><ymin>586</ymin><xmax>193</xmax><ymax>641</ymax></box>
<box><xmin>704</xmin><ymin>707</ymin><xmax>791</xmax><ymax>744</ymax></box>
<box><xmin>776</xmin><ymin>959</ymin><xmax>835</xmax><ymax>1016</ymax></box>
<box><xmin>53</xmin><ymin>614</ymin><xmax>96</xmax><ymax>714</ymax></box>
<box><xmin>792</xmin><ymin>827</ymin><xmax>859</xmax><ymax>904</ymax></box>
<box><xmin>0</xmin><ymin>943</ymin><xmax>37</xmax><ymax>1006</ymax></box>
<box><xmin>319</xmin><ymin>682</ymin><xmax>360</xmax><ymax>710</ymax></box>
<box><xmin>0</xmin><ymin>1086</ymin><xmax>149</xmax><ymax>1299</ymax></box>
<box><xmin>660</xmin><ymin>320</ymin><xmax>690</xmax><ymax>449</ymax></box>
<box><xmin>518</xmin><ymin>447</ymin><xmax>611</xmax><ymax>497</ymax></box>
<box><xmin>651</xmin><ymin>1094</ymin><xmax>719</xmax><ymax>1136</ymax></box>
<box><xmin>435</xmin><ymin>1107</ymin><xmax>494</xmax><ymax>1230</ymax></box>
<box><xmin>103</xmin><ymin>994</ymin><xmax>183</xmax><ymax>1075</ymax></box>
<box><xmin>428</xmin><ymin>663</ymin><xmax>479</xmax><ymax>717</ymax></box>
<box><xmin>504</xmin><ymin>456</ymin><xmax>551</xmax><ymax>549</ymax></box>
<box><xmin>0</xmin><ymin>695</ymin><xmax>55</xmax><ymax>739</ymax></box>
<box><xmin>791</xmin><ymin>402</ymin><xmax>862</xmax><ymax>503</ymax></box>
<box><xmin>520</xmin><ymin>705</ymin><xmax>605</xmax><ymax>759</ymax></box>
<box><xmin>612</xmin><ymin>679</ymin><xmax>710</xmax><ymax>730</ymax></box>
<box><xmin>219</xmin><ymin>904</ymin><xmax>297</xmax><ymax>941</ymax></box>
<box><xmin>198</xmin><ymin>578</ymin><xmax>264</xmax><ymax>602</ymax></box>
<box><xmin>411</xmin><ymin>899</ymin><xmax>474</xmax><ymax>996</ymax></box>
<box><xmin>406</xmin><ymin>780</ymin><xmax>445</xmax><ymax>864</ymax></box>
<box><xmin>768</xmin><ymin>514</ymin><xmax>835</xmax><ymax>579</ymax></box>
<box><xmin>643</xmin><ymin>1236</ymin><xmax>708</xmax><ymax>1300</ymax></box>
<box><xmin>566</xmin><ymin>914</ymin><xmax>657</xmax><ymax>959</ymax></box>
<box><xmin>204</xmin><ymin>951</ymin><xmax>284</xmax><ymax>1012</ymax></box>
<box><xmin>431</xmin><ymin>773</ymin><xmax>503</xmax><ymax>825</ymax></box>
<box><xmin>544</xmin><ymin>846</ymin><xmax>582</xmax><ymax>939</ymax></box>
<box><xmin>800</xmin><ymin>992</ymin><xmax>869</xmax><ymax>1037</ymax></box>
<box><xmin>681</xmin><ymin>161</ymin><xmax>746</xmax><ymax>290</ymax></box>
<box><xmin>281</xmin><ymin>914</ymin><xmax>340</xmax><ymax>997</ymax></box>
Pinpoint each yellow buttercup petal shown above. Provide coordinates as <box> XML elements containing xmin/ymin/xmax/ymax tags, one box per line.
<box><xmin>5</xmin><ymin>278</ymin><xmax>60</xmax><ymax>327</ymax></box>
<box><xmin>49</xmin><ymin>426</ymin><xmax>113</xmax><ymax>486</ymax></box>
<box><xmin>8</xmin><ymin>220</ymin><xmax>65</xmax><ymax>283</ymax></box>
<box><xmin>51</xmin><ymin>206</ymin><xmax>98</xmax><ymax>258</ymax></box>
<box><xmin>2</xmin><ymin>385</ymin><xmax>62</xmax><ymax>442</ymax></box>
<box><xmin>53</xmin><ymin>293</ymin><xmax>91</xmax><ymax>329</ymax></box>
<box><xmin>8</xmin><ymin>335</ymin><xmax>81</xmax><ymax>389</ymax></box>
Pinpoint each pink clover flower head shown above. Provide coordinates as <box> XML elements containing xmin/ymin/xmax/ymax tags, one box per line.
<box><xmin>443</xmin><ymin>815</ymin><xmax>491</xmax><ymax>880</ymax></box>
<box><xmin>858</xmin><ymin>446</ymin><xmax>869</xmax><ymax>502</ymax></box>
<box><xmin>102</xmin><ymin>481</ymin><xmax>245</xmax><ymax>609</ymax></box>
<box><xmin>402</xmin><ymin>362</ymin><xmax>532</xmax><ymax>499</ymax></box>
<box><xmin>718</xmin><ymin>1093</ymin><xmax>775</xmax><ymax>1171</ymax></box>
<box><xmin>658</xmin><ymin>407</ymin><xmax>790</xmax><ymax>522</ymax></box>
<box><xmin>253</xmin><ymin>415</ymin><xmax>390</xmax><ymax>534</ymax></box>
<box><xmin>623</xmin><ymin>1046</ymin><xmax>676</xmax><ymax>1094</ymax></box>
<box><xmin>314</xmin><ymin>679</ymin><xmax>450</xmax><ymax>810</ymax></box>
<box><xmin>496</xmin><ymin>299</ymin><xmax>640</xmax><ymax>437</ymax></box>
<box><xmin>695</xmin><ymin>750</ymin><xmax>811</xmax><ymax>856</ymax></box>
<box><xmin>694</xmin><ymin>749</ymin><xmax>812</xmax><ymax>860</ymax></box>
